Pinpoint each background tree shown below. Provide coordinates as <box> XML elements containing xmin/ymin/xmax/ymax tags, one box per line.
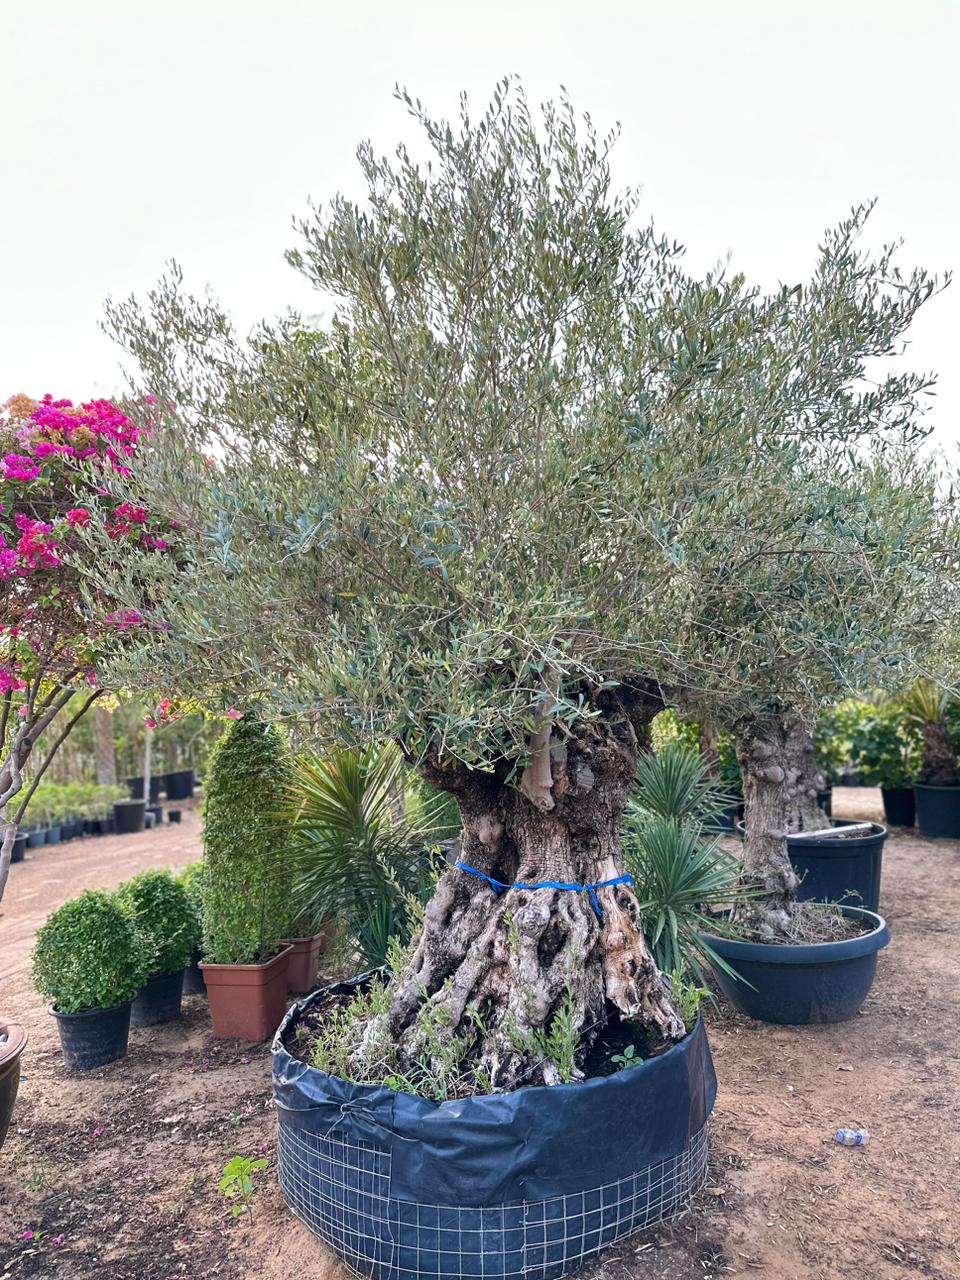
<box><xmin>0</xmin><ymin>393</ymin><xmax>171</xmax><ymax>901</ymax></box>
<box><xmin>88</xmin><ymin>83</ymin><xmax>945</xmax><ymax>1083</ymax></box>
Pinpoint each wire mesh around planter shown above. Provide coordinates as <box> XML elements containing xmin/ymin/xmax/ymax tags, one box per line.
<box><xmin>273</xmin><ymin>983</ymin><xmax>716</xmax><ymax>1280</ymax></box>
<box><xmin>277</xmin><ymin>1119</ymin><xmax>709</xmax><ymax>1280</ymax></box>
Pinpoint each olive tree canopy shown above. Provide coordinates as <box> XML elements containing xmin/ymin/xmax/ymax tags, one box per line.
<box><xmin>84</xmin><ymin>82</ymin><xmax>947</xmax><ymax>1083</ymax></box>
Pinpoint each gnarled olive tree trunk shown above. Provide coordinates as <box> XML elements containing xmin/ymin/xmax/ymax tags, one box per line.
<box><xmin>920</xmin><ymin>719</ymin><xmax>960</xmax><ymax>785</ymax></box>
<box><xmin>735</xmin><ymin>713</ymin><xmax>827</xmax><ymax>936</ymax></box>
<box><xmin>373</xmin><ymin>687</ymin><xmax>683</xmax><ymax>1091</ymax></box>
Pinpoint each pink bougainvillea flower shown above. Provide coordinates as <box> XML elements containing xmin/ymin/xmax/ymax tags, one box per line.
<box><xmin>93</xmin><ymin>1126</ymin><xmax>105</xmax><ymax>1138</ymax></box>
<box><xmin>225</xmin><ymin>708</ymin><xmax>242</xmax><ymax>719</ymax></box>
<box><xmin>144</xmin><ymin>716</ymin><xmax>157</xmax><ymax>730</ymax></box>
<box><xmin>65</xmin><ymin>508</ymin><xmax>91</xmax><ymax>527</ymax></box>
<box><xmin>21</xmin><ymin>1230</ymin><xmax>34</xmax><ymax>1242</ymax></box>
<box><xmin>52</xmin><ymin>1235</ymin><xmax>65</xmax><ymax>1247</ymax></box>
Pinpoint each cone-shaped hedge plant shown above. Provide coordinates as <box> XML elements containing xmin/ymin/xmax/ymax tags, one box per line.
<box><xmin>201</xmin><ymin>716</ymin><xmax>293</xmax><ymax>965</ymax></box>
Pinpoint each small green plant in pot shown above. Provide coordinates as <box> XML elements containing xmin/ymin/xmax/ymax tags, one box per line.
<box><xmin>118</xmin><ymin>870</ymin><xmax>200</xmax><ymax>1026</ymax></box>
<box><xmin>200</xmin><ymin>715</ymin><xmax>294</xmax><ymax>1041</ymax></box>
<box><xmin>848</xmin><ymin>699</ymin><xmax>922</xmax><ymax>827</ymax></box>
<box><xmin>901</xmin><ymin>679</ymin><xmax>960</xmax><ymax>837</ymax></box>
<box><xmin>33</xmin><ymin>890</ymin><xmax>152</xmax><ymax>1070</ymax></box>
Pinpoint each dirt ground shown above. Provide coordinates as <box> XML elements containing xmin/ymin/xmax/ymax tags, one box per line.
<box><xmin>1</xmin><ymin>788</ymin><xmax>959</xmax><ymax>1280</ymax></box>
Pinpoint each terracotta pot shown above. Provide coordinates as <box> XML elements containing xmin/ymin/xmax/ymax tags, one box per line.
<box><xmin>0</xmin><ymin>1021</ymin><xmax>28</xmax><ymax>1152</ymax></box>
<box><xmin>281</xmin><ymin>931</ymin><xmax>328</xmax><ymax>994</ymax></box>
<box><xmin>201</xmin><ymin>945</ymin><xmax>292</xmax><ymax>1042</ymax></box>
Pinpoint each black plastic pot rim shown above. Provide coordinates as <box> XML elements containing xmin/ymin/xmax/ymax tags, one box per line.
<box><xmin>787</xmin><ymin>822</ymin><xmax>887</xmax><ymax>849</ymax></box>
<box><xmin>51</xmin><ymin>998</ymin><xmax>134</xmax><ymax>1021</ymax></box>
<box><xmin>913</xmin><ymin>782</ymin><xmax>960</xmax><ymax>793</ymax></box>
<box><xmin>701</xmin><ymin>906</ymin><xmax>889</xmax><ymax>967</ymax></box>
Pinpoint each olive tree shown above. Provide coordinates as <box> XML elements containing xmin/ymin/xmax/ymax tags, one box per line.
<box><xmin>87</xmin><ymin>83</ymin><xmax>944</xmax><ymax>1083</ymax></box>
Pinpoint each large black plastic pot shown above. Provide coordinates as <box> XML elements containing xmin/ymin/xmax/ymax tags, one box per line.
<box><xmin>53</xmin><ymin>1000</ymin><xmax>132</xmax><ymax>1071</ymax></box>
<box><xmin>96</xmin><ymin>816</ymin><xmax>116</xmax><ymax>835</ymax></box>
<box><xmin>45</xmin><ymin>824</ymin><xmax>62</xmax><ymax>845</ymax></box>
<box><xmin>126</xmin><ymin>775</ymin><xmax>163</xmax><ymax>802</ymax></box>
<box><xmin>881</xmin><ymin>787</ymin><xmax>916</xmax><ymax>828</ymax></box>
<box><xmin>164</xmin><ymin>768</ymin><xmax>195</xmax><ymax>801</ymax></box>
<box><xmin>113</xmin><ymin>799</ymin><xmax>147</xmax><ymax>835</ymax></box>
<box><xmin>11</xmin><ymin>833</ymin><xmax>27</xmax><ymax>864</ymax></box>
<box><xmin>788</xmin><ymin>823</ymin><xmax>887</xmax><ymax>914</ymax></box>
<box><xmin>273</xmin><ymin>979</ymin><xmax>716</xmax><ymax>1280</ymax></box>
<box><xmin>131</xmin><ymin>970</ymin><xmax>184</xmax><ymax>1027</ymax></box>
<box><xmin>182</xmin><ymin>950</ymin><xmax>206</xmax><ymax>996</ymax></box>
<box><xmin>26</xmin><ymin>828</ymin><xmax>46</xmax><ymax>848</ymax></box>
<box><xmin>701</xmin><ymin>906</ymin><xmax>889</xmax><ymax>1025</ymax></box>
<box><xmin>913</xmin><ymin>784</ymin><xmax>960</xmax><ymax>839</ymax></box>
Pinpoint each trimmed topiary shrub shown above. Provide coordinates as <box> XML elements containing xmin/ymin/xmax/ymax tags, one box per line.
<box><xmin>33</xmin><ymin>890</ymin><xmax>152</xmax><ymax>1013</ymax></box>
<box><xmin>201</xmin><ymin>716</ymin><xmax>293</xmax><ymax>964</ymax></box>
<box><xmin>118</xmin><ymin>869</ymin><xmax>200</xmax><ymax>976</ymax></box>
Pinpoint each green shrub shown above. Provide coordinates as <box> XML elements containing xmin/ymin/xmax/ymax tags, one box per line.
<box><xmin>178</xmin><ymin>861</ymin><xmax>205</xmax><ymax>930</ymax></box>
<box><xmin>848</xmin><ymin>701</ymin><xmax>922</xmax><ymax>788</ymax></box>
<box><xmin>118</xmin><ymin>869</ymin><xmax>200</xmax><ymax>975</ymax></box>
<box><xmin>649</xmin><ymin>710</ymin><xmax>701</xmax><ymax>755</ymax></box>
<box><xmin>201</xmin><ymin>716</ymin><xmax>293</xmax><ymax>965</ymax></box>
<box><xmin>33</xmin><ymin>890</ymin><xmax>152</xmax><ymax>1013</ymax></box>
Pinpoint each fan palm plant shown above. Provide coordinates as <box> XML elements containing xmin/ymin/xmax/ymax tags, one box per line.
<box><xmin>900</xmin><ymin>678</ymin><xmax>960</xmax><ymax>785</ymax></box>
<box><xmin>624</xmin><ymin>744</ymin><xmax>755</xmax><ymax>985</ymax></box>
<box><xmin>631</xmin><ymin>740</ymin><xmax>737</xmax><ymax>828</ymax></box>
<box><xmin>286</xmin><ymin>744</ymin><xmax>449</xmax><ymax>968</ymax></box>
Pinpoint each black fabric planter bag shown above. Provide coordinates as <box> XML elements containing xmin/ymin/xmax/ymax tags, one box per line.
<box><xmin>273</xmin><ymin>979</ymin><xmax>716</xmax><ymax>1280</ymax></box>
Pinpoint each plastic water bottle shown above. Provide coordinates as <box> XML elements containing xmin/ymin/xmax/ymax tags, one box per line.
<box><xmin>834</xmin><ymin>1128</ymin><xmax>869</xmax><ymax>1146</ymax></box>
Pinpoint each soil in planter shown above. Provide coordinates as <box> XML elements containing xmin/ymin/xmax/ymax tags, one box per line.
<box><xmin>284</xmin><ymin>983</ymin><xmax>682</xmax><ymax>1093</ymax></box>
<box><xmin>735</xmin><ymin>900</ymin><xmax>874</xmax><ymax>946</ymax></box>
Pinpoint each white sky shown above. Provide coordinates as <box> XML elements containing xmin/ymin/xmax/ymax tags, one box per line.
<box><xmin>2</xmin><ymin>0</ymin><xmax>957</xmax><ymax>441</ymax></box>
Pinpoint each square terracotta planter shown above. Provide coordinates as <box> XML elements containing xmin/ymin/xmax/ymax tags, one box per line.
<box><xmin>281</xmin><ymin>931</ymin><xmax>329</xmax><ymax>995</ymax></box>
<box><xmin>200</xmin><ymin>945</ymin><xmax>292</xmax><ymax>1042</ymax></box>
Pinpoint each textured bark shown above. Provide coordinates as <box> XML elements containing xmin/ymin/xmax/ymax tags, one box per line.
<box><xmin>699</xmin><ymin>721</ymin><xmax>720</xmax><ymax>780</ymax></box>
<box><xmin>735</xmin><ymin>714</ymin><xmax>803</xmax><ymax>936</ymax></box>
<box><xmin>95</xmin><ymin>706</ymin><xmax>117</xmax><ymax>786</ymax></box>
<box><xmin>378</xmin><ymin>688</ymin><xmax>681</xmax><ymax>1090</ymax></box>
<box><xmin>921</xmin><ymin>720</ymin><xmax>960</xmax><ymax>785</ymax></box>
<box><xmin>782</xmin><ymin>722</ymin><xmax>828</xmax><ymax>833</ymax></box>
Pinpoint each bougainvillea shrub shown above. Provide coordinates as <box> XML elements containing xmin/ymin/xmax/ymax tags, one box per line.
<box><xmin>0</xmin><ymin>393</ymin><xmax>174</xmax><ymax>898</ymax></box>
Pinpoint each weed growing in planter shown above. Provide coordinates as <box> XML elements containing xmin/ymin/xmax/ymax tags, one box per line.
<box><xmin>610</xmin><ymin>1044</ymin><xmax>643</xmax><ymax>1070</ymax></box>
<box><xmin>33</xmin><ymin>891</ymin><xmax>152</xmax><ymax>1012</ymax></box>
<box><xmin>668</xmin><ymin>970</ymin><xmax>711</xmax><ymax>1026</ymax></box>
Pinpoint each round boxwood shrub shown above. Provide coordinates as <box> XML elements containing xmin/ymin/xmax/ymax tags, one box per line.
<box><xmin>178</xmin><ymin>861</ymin><xmax>205</xmax><ymax>932</ymax></box>
<box><xmin>33</xmin><ymin>890</ymin><xmax>152</xmax><ymax>1014</ymax></box>
<box><xmin>201</xmin><ymin>716</ymin><xmax>293</xmax><ymax>965</ymax></box>
<box><xmin>118</xmin><ymin>869</ymin><xmax>200</xmax><ymax>976</ymax></box>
